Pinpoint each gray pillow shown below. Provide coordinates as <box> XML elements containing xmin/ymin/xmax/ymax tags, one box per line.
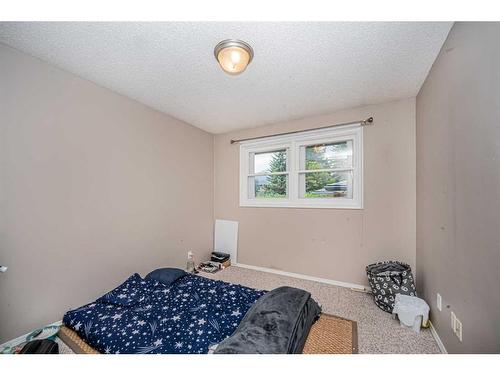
<box><xmin>145</xmin><ymin>268</ymin><xmax>187</xmax><ymax>286</ymax></box>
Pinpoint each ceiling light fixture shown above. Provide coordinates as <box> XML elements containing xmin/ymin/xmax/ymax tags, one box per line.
<box><xmin>214</xmin><ymin>39</ymin><xmax>254</xmax><ymax>75</ymax></box>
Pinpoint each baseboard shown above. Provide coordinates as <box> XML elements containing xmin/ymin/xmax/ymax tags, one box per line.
<box><xmin>234</xmin><ymin>263</ymin><xmax>370</xmax><ymax>292</ymax></box>
<box><xmin>0</xmin><ymin>320</ymin><xmax>63</xmax><ymax>351</ymax></box>
<box><xmin>429</xmin><ymin>320</ymin><xmax>447</xmax><ymax>354</ymax></box>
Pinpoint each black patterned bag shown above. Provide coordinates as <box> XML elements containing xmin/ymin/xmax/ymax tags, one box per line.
<box><xmin>366</xmin><ymin>261</ymin><xmax>416</xmax><ymax>313</ymax></box>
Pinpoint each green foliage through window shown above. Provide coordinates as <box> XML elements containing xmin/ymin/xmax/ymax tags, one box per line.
<box><xmin>253</xmin><ymin>142</ymin><xmax>351</xmax><ymax>199</ymax></box>
<box><xmin>254</xmin><ymin>151</ymin><xmax>287</xmax><ymax>198</ymax></box>
<box><xmin>304</xmin><ymin>142</ymin><xmax>349</xmax><ymax>195</ymax></box>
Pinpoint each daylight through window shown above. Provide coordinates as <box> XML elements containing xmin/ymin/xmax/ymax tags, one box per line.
<box><xmin>239</xmin><ymin>124</ymin><xmax>363</xmax><ymax>208</ymax></box>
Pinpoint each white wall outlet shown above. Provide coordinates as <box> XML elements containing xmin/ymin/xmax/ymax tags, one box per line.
<box><xmin>454</xmin><ymin>316</ymin><xmax>463</xmax><ymax>342</ymax></box>
<box><xmin>450</xmin><ymin>311</ymin><xmax>463</xmax><ymax>342</ymax></box>
<box><xmin>437</xmin><ymin>293</ymin><xmax>442</xmax><ymax>311</ymax></box>
<box><xmin>0</xmin><ymin>265</ymin><xmax>7</xmax><ymax>273</ymax></box>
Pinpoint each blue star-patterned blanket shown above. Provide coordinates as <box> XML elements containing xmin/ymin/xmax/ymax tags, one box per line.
<box><xmin>63</xmin><ymin>273</ymin><xmax>266</xmax><ymax>354</ymax></box>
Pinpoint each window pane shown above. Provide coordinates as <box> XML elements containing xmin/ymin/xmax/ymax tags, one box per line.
<box><xmin>250</xmin><ymin>175</ymin><xmax>288</xmax><ymax>199</ymax></box>
<box><xmin>252</xmin><ymin>149</ymin><xmax>287</xmax><ymax>174</ymax></box>
<box><xmin>303</xmin><ymin>141</ymin><xmax>353</xmax><ymax>170</ymax></box>
<box><xmin>300</xmin><ymin>171</ymin><xmax>353</xmax><ymax>199</ymax></box>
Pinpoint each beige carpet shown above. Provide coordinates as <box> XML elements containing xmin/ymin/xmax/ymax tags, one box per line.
<box><xmin>204</xmin><ymin>266</ymin><xmax>441</xmax><ymax>354</ymax></box>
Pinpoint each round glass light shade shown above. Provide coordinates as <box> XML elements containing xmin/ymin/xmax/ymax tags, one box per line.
<box><xmin>214</xmin><ymin>40</ymin><xmax>254</xmax><ymax>75</ymax></box>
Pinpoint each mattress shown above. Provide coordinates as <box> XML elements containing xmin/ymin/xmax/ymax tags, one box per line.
<box><xmin>63</xmin><ymin>273</ymin><xmax>265</xmax><ymax>354</ymax></box>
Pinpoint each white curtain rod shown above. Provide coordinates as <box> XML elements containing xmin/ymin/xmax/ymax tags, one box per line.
<box><xmin>230</xmin><ymin>117</ymin><xmax>374</xmax><ymax>144</ymax></box>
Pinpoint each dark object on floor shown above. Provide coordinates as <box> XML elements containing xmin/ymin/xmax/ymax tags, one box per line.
<box><xmin>366</xmin><ymin>261</ymin><xmax>416</xmax><ymax>313</ymax></box>
<box><xmin>214</xmin><ymin>286</ymin><xmax>321</xmax><ymax>354</ymax></box>
<box><xmin>197</xmin><ymin>260</ymin><xmax>221</xmax><ymax>273</ymax></box>
<box><xmin>30</xmin><ymin>328</ymin><xmax>43</xmax><ymax>338</ymax></box>
<box><xmin>211</xmin><ymin>251</ymin><xmax>230</xmax><ymax>263</ymax></box>
<box><xmin>19</xmin><ymin>339</ymin><xmax>59</xmax><ymax>354</ymax></box>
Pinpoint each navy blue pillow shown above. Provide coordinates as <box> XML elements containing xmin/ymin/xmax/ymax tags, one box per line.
<box><xmin>145</xmin><ymin>268</ymin><xmax>187</xmax><ymax>286</ymax></box>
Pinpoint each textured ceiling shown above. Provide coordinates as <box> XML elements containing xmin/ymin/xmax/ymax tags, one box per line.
<box><xmin>0</xmin><ymin>22</ymin><xmax>452</xmax><ymax>134</ymax></box>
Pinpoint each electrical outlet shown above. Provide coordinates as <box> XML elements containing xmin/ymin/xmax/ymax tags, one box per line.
<box><xmin>0</xmin><ymin>265</ymin><xmax>7</xmax><ymax>273</ymax></box>
<box><xmin>437</xmin><ymin>293</ymin><xmax>442</xmax><ymax>311</ymax></box>
<box><xmin>451</xmin><ymin>311</ymin><xmax>463</xmax><ymax>342</ymax></box>
<box><xmin>454</xmin><ymin>317</ymin><xmax>463</xmax><ymax>342</ymax></box>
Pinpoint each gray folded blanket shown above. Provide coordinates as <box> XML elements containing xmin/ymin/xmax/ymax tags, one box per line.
<box><xmin>214</xmin><ymin>286</ymin><xmax>321</xmax><ymax>354</ymax></box>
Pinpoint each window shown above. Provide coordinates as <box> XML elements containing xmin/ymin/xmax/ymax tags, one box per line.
<box><xmin>239</xmin><ymin>124</ymin><xmax>363</xmax><ymax>208</ymax></box>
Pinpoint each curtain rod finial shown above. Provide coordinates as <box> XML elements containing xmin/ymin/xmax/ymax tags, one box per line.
<box><xmin>363</xmin><ymin>117</ymin><xmax>374</xmax><ymax>125</ymax></box>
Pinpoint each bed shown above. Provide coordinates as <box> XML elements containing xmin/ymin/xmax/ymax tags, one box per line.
<box><xmin>63</xmin><ymin>269</ymin><xmax>321</xmax><ymax>354</ymax></box>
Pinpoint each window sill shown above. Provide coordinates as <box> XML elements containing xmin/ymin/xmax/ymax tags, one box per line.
<box><xmin>239</xmin><ymin>200</ymin><xmax>363</xmax><ymax>209</ymax></box>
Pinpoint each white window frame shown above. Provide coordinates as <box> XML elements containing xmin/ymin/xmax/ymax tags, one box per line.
<box><xmin>239</xmin><ymin>124</ymin><xmax>363</xmax><ymax>209</ymax></box>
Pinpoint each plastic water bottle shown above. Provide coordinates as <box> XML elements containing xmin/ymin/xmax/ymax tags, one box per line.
<box><xmin>186</xmin><ymin>251</ymin><xmax>195</xmax><ymax>273</ymax></box>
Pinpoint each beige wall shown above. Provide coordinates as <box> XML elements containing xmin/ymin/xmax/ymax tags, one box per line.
<box><xmin>416</xmin><ymin>23</ymin><xmax>500</xmax><ymax>353</ymax></box>
<box><xmin>12</xmin><ymin>23</ymin><xmax>496</xmax><ymax>351</ymax></box>
<box><xmin>0</xmin><ymin>44</ymin><xmax>214</xmax><ymax>342</ymax></box>
<box><xmin>214</xmin><ymin>98</ymin><xmax>416</xmax><ymax>286</ymax></box>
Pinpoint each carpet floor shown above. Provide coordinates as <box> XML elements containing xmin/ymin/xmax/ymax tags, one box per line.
<box><xmin>204</xmin><ymin>266</ymin><xmax>441</xmax><ymax>354</ymax></box>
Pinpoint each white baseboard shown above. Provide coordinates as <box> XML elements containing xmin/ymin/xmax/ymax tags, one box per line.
<box><xmin>429</xmin><ymin>320</ymin><xmax>447</xmax><ymax>354</ymax></box>
<box><xmin>235</xmin><ymin>263</ymin><xmax>370</xmax><ymax>292</ymax></box>
<box><xmin>0</xmin><ymin>320</ymin><xmax>63</xmax><ymax>351</ymax></box>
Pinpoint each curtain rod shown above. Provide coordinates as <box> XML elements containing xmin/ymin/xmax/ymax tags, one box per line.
<box><xmin>230</xmin><ymin>117</ymin><xmax>374</xmax><ymax>144</ymax></box>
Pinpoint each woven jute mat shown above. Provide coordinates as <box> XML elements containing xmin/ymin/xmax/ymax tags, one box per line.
<box><xmin>302</xmin><ymin>313</ymin><xmax>358</xmax><ymax>354</ymax></box>
<box><xmin>58</xmin><ymin>326</ymin><xmax>99</xmax><ymax>354</ymax></box>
